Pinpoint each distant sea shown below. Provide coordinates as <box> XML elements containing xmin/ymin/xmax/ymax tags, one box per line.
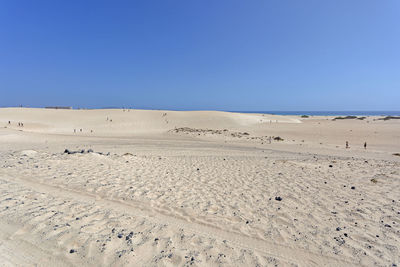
<box><xmin>233</xmin><ymin>111</ymin><xmax>400</xmax><ymax>116</ymax></box>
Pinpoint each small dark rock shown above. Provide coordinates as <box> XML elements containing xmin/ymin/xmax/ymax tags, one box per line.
<box><xmin>69</xmin><ymin>249</ymin><xmax>75</xmax><ymax>254</ymax></box>
<box><xmin>118</xmin><ymin>233</ymin><xmax>123</xmax><ymax>238</ymax></box>
<box><xmin>351</xmin><ymin>186</ymin><xmax>355</xmax><ymax>190</ymax></box>
<box><xmin>329</xmin><ymin>165</ymin><xmax>333</xmax><ymax>168</ymax></box>
<box><xmin>275</xmin><ymin>196</ymin><xmax>282</xmax><ymax>201</ymax></box>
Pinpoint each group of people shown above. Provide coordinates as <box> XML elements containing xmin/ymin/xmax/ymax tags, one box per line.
<box><xmin>346</xmin><ymin>141</ymin><xmax>367</xmax><ymax>149</ymax></box>
<box><xmin>7</xmin><ymin>121</ymin><xmax>24</xmax><ymax>127</ymax></box>
<box><xmin>73</xmin><ymin>128</ymin><xmax>94</xmax><ymax>133</ymax></box>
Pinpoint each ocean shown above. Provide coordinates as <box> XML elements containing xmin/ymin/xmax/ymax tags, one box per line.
<box><xmin>233</xmin><ymin>111</ymin><xmax>400</xmax><ymax>116</ymax></box>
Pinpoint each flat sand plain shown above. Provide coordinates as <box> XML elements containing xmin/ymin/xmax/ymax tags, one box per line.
<box><xmin>0</xmin><ymin>108</ymin><xmax>399</xmax><ymax>266</ymax></box>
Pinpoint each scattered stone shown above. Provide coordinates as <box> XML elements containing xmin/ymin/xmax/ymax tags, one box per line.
<box><xmin>329</xmin><ymin>165</ymin><xmax>333</xmax><ymax>168</ymax></box>
<box><xmin>69</xmin><ymin>249</ymin><xmax>75</xmax><ymax>254</ymax></box>
<box><xmin>126</xmin><ymin>232</ymin><xmax>134</xmax><ymax>240</ymax></box>
<box><xmin>351</xmin><ymin>186</ymin><xmax>355</xmax><ymax>190</ymax></box>
<box><xmin>275</xmin><ymin>196</ymin><xmax>282</xmax><ymax>201</ymax></box>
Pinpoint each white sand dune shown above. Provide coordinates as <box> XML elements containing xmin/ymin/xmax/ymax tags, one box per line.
<box><xmin>0</xmin><ymin>108</ymin><xmax>399</xmax><ymax>266</ymax></box>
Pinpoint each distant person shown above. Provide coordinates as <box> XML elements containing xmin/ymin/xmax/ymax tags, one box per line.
<box><xmin>346</xmin><ymin>141</ymin><xmax>349</xmax><ymax>149</ymax></box>
<box><xmin>364</xmin><ymin>142</ymin><xmax>367</xmax><ymax>149</ymax></box>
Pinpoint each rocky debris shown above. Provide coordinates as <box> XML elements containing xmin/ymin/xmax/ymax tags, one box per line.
<box><xmin>126</xmin><ymin>232</ymin><xmax>134</xmax><ymax>240</ymax></box>
<box><xmin>333</xmin><ymin>236</ymin><xmax>345</xmax><ymax>245</ymax></box>
<box><xmin>351</xmin><ymin>186</ymin><xmax>356</xmax><ymax>190</ymax></box>
<box><xmin>275</xmin><ymin>196</ymin><xmax>282</xmax><ymax>201</ymax></box>
<box><xmin>64</xmin><ymin>149</ymin><xmax>109</xmax><ymax>156</ymax></box>
<box><xmin>170</xmin><ymin>127</ymin><xmax>286</xmax><ymax>144</ymax></box>
<box><xmin>69</xmin><ymin>249</ymin><xmax>76</xmax><ymax>254</ymax></box>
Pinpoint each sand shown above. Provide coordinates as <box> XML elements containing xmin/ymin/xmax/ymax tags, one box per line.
<box><xmin>0</xmin><ymin>108</ymin><xmax>399</xmax><ymax>266</ymax></box>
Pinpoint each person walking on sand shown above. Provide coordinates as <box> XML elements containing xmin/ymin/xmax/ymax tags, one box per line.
<box><xmin>364</xmin><ymin>142</ymin><xmax>367</xmax><ymax>149</ymax></box>
<box><xmin>346</xmin><ymin>141</ymin><xmax>349</xmax><ymax>149</ymax></box>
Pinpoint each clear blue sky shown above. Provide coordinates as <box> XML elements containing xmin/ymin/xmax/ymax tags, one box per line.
<box><xmin>1</xmin><ymin>0</ymin><xmax>399</xmax><ymax>110</ymax></box>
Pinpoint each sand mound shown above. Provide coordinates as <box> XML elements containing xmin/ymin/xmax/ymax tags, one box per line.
<box><xmin>20</xmin><ymin>150</ymin><xmax>38</xmax><ymax>157</ymax></box>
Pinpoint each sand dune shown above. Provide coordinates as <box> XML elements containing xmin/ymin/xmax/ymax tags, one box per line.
<box><xmin>0</xmin><ymin>108</ymin><xmax>399</xmax><ymax>266</ymax></box>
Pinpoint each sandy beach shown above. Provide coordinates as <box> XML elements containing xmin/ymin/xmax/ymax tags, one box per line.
<box><xmin>0</xmin><ymin>108</ymin><xmax>399</xmax><ymax>266</ymax></box>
